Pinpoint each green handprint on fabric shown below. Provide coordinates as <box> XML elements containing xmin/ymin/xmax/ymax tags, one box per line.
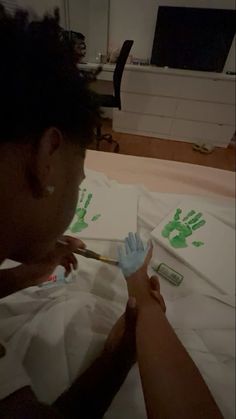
<box><xmin>70</xmin><ymin>188</ymin><xmax>101</xmax><ymax>233</ymax></box>
<box><xmin>161</xmin><ymin>208</ymin><xmax>206</xmax><ymax>249</ymax></box>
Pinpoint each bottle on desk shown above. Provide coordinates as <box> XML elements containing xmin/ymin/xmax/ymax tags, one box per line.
<box><xmin>95</xmin><ymin>52</ymin><xmax>102</xmax><ymax>64</ymax></box>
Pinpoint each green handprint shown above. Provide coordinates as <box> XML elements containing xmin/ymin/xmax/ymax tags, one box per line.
<box><xmin>161</xmin><ymin>208</ymin><xmax>206</xmax><ymax>249</ymax></box>
<box><xmin>70</xmin><ymin>188</ymin><xmax>101</xmax><ymax>233</ymax></box>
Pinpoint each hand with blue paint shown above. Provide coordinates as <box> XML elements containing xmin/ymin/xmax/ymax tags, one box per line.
<box><xmin>118</xmin><ymin>232</ymin><xmax>152</xmax><ymax>279</ymax></box>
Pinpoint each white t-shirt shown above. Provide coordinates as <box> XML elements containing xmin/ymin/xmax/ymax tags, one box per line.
<box><xmin>0</xmin><ymin>259</ymin><xmax>31</xmax><ymax>399</ymax></box>
<box><xmin>0</xmin><ymin>340</ymin><xmax>31</xmax><ymax>400</ymax></box>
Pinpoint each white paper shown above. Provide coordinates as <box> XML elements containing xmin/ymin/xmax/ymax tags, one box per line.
<box><xmin>151</xmin><ymin>204</ymin><xmax>235</xmax><ymax>295</ymax></box>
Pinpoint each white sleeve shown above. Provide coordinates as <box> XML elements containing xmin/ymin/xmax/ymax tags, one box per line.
<box><xmin>0</xmin><ymin>341</ymin><xmax>31</xmax><ymax>400</ymax></box>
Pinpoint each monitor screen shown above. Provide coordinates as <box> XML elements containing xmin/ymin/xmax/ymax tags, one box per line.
<box><xmin>151</xmin><ymin>6</ymin><xmax>236</xmax><ymax>72</ymax></box>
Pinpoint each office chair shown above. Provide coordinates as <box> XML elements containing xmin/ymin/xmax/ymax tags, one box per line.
<box><xmin>96</xmin><ymin>40</ymin><xmax>134</xmax><ymax>152</ymax></box>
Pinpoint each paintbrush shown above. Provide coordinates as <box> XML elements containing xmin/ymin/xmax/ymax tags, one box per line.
<box><xmin>73</xmin><ymin>248</ymin><xmax>118</xmax><ymax>266</ymax></box>
<box><xmin>58</xmin><ymin>240</ymin><xmax>119</xmax><ymax>266</ymax></box>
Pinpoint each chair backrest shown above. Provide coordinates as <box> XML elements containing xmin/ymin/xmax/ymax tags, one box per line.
<box><xmin>113</xmin><ymin>40</ymin><xmax>134</xmax><ymax>109</ymax></box>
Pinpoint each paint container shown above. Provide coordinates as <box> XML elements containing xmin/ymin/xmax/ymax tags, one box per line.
<box><xmin>152</xmin><ymin>263</ymin><xmax>184</xmax><ymax>286</ymax></box>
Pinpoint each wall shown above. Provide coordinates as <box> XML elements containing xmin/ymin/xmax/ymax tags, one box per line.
<box><xmin>3</xmin><ymin>0</ymin><xmax>109</xmax><ymax>62</ymax></box>
<box><xmin>109</xmin><ymin>0</ymin><xmax>235</xmax><ymax>71</ymax></box>
<box><xmin>109</xmin><ymin>0</ymin><xmax>157</xmax><ymax>59</ymax></box>
<box><xmin>5</xmin><ymin>0</ymin><xmax>235</xmax><ymax>71</ymax></box>
<box><xmin>67</xmin><ymin>0</ymin><xmax>89</xmax><ymax>38</ymax></box>
<box><xmin>88</xmin><ymin>0</ymin><xmax>109</xmax><ymax>62</ymax></box>
<box><xmin>67</xmin><ymin>0</ymin><xmax>109</xmax><ymax>62</ymax></box>
<box><xmin>16</xmin><ymin>0</ymin><xmax>66</xmax><ymax>26</ymax></box>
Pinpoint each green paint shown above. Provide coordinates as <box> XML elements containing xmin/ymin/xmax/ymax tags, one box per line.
<box><xmin>70</xmin><ymin>190</ymin><xmax>101</xmax><ymax>233</ymax></box>
<box><xmin>161</xmin><ymin>208</ymin><xmax>205</xmax><ymax>249</ymax></box>
<box><xmin>183</xmin><ymin>210</ymin><xmax>195</xmax><ymax>221</ymax></box>
<box><xmin>192</xmin><ymin>220</ymin><xmax>206</xmax><ymax>230</ymax></box>
<box><xmin>192</xmin><ymin>241</ymin><xmax>204</xmax><ymax>247</ymax></box>
<box><xmin>79</xmin><ymin>188</ymin><xmax>86</xmax><ymax>203</ymax></box>
<box><xmin>174</xmin><ymin>208</ymin><xmax>182</xmax><ymax>221</ymax></box>
<box><xmin>84</xmin><ymin>193</ymin><xmax>92</xmax><ymax>209</ymax></box>
<box><xmin>188</xmin><ymin>212</ymin><xmax>202</xmax><ymax>224</ymax></box>
<box><xmin>91</xmin><ymin>214</ymin><xmax>101</xmax><ymax>222</ymax></box>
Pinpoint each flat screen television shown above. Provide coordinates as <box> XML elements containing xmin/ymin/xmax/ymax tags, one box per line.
<box><xmin>151</xmin><ymin>6</ymin><xmax>236</xmax><ymax>72</ymax></box>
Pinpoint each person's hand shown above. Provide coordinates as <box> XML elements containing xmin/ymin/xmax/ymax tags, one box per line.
<box><xmin>103</xmin><ymin>277</ymin><xmax>166</xmax><ymax>367</ymax></box>
<box><xmin>43</xmin><ymin>235</ymin><xmax>86</xmax><ymax>278</ymax></box>
<box><xmin>28</xmin><ymin>235</ymin><xmax>86</xmax><ymax>282</ymax></box>
<box><xmin>118</xmin><ymin>232</ymin><xmax>153</xmax><ymax>279</ymax></box>
<box><xmin>104</xmin><ymin>297</ymin><xmax>137</xmax><ymax>365</ymax></box>
<box><xmin>11</xmin><ymin>236</ymin><xmax>85</xmax><ymax>289</ymax></box>
<box><xmin>0</xmin><ymin>236</ymin><xmax>85</xmax><ymax>297</ymax></box>
<box><xmin>117</xmin><ymin>233</ymin><xmax>166</xmax><ymax>310</ymax></box>
<box><xmin>118</xmin><ymin>232</ymin><xmax>153</xmax><ymax>304</ymax></box>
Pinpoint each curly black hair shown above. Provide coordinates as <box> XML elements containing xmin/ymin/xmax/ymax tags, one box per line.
<box><xmin>0</xmin><ymin>5</ymin><xmax>100</xmax><ymax>147</ymax></box>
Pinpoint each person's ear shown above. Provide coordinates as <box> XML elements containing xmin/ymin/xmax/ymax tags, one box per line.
<box><xmin>27</xmin><ymin>127</ymin><xmax>64</xmax><ymax>198</ymax></box>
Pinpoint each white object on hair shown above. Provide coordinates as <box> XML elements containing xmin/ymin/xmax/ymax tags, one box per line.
<box><xmin>46</xmin><ymin>185</ymin><xmax>55</xmax><ymax>195</ymax></box>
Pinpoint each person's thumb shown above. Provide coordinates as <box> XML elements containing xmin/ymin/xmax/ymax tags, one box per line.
<box><xmin>61</xmin><ymin>235</ymin><xmax>86</xmax><ymax>250</ymax></box>
<box><xmin>125</xmin><ymin>297</ymin><xmax>137</xmax><ymax>332</ymax></box>
<box><xmin>143</xmin><ymin>241</ymin><xmax>153</xmax><ymax>266</ymax></box>
<box><xmin>56</xmin><ymin>236</ymin><xmax>86</xmax><ymax>258</ymax></box>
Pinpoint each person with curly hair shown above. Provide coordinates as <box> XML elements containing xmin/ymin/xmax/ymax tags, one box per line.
<box><xmin>0</xmin><ymin>5</ymin><xmax>223</xmax><ymax>419</ymax></box>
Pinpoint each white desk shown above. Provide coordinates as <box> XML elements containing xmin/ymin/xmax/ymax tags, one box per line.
<box><xmin>78</xmin><ymin>63</ymin><xmax>115</xmax><ymax>81</ymax></box>
<box><xmin>79</xmin><ymin>63</ymin><xmax>236</xmax><ymax>147</ymax></box>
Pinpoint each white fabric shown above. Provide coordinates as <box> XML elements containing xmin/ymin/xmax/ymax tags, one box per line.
<box><xmin>0</xmin><ymin>169</ymin><xmax>235</xmax><ymax>418</ymax></box>
<box><xmin>0</xmin><ymin>340</ymin><xmax>30</xmax><ymax>400</ymax></box>
<box><xmin>85</xmin><ymin>150</ymin><xmax>235</xmax><ymax>198</ymax></box>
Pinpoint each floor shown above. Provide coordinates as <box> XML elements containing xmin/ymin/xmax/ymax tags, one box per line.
<box><xmin>89</xmin><ymin>120</ymin><xmax>236</xmax><ymax>172</ymax></box>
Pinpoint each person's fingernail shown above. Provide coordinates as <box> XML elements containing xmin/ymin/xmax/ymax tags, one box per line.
<box><xmin>129</xmin><ymin>297</ymin><xmax>136</xmax><ymax>308</ymax></box>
